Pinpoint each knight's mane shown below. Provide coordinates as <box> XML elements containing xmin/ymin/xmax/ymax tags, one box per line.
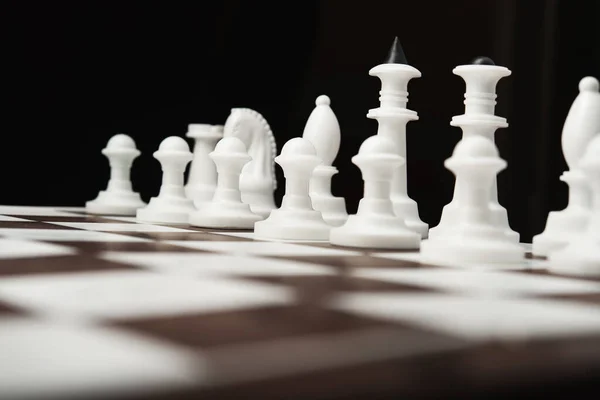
<box><xmin>229</xmin><ymin>108</ymin><xmax>278</xmax><ymax>190</ymax></box>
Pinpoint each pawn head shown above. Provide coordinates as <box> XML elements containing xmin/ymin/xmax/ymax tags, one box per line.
<box><xmin>214</xmin><ymin>137</ymin><xmax>247</xmax><ymax>154</ymax></box>
<box><xmin>159</xmin><ymin>136</ymin><xmax>190</xmax><ymax>152</ymax></box>
<box><xmin>280</xmin><ymin>137</ymin><xmax>317</xmax><ymax>157</ymax></box>
<box><xmin>106</xmin><ymin>134</ymin><xmax>136</xmax><ymax>150</ymax></box>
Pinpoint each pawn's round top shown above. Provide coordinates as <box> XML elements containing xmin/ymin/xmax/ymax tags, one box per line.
<box><xmin>159</xmin><ymin>136</ymin><xmax>190</xmax><ymax>152</ymax></box>
<box><xmin>358</xmin><ymin>135</ymin><xmax>398</xmax><ymax>155</ymax></box>
<box><xmin>106</xmin><ymin>134</ymin><xmax>136</xmax><ymax>150</ymax></box>
<box><xmin>316</xmin><ymin>95</ymin><xmax>330</xmax><ymax>106</ymax></box>
<box><xmin>470</xmin><ymin>56</ymin><xmax>495</xmax><ymax>66</ymax></box>
<box><xmin>280</xmin><ymin>137</ymin><xmax>317</xmax><ymax>157</ymax></box>
<box><xmin>580</xmin><ymin>134</ymin><xmax>600</xmax><ymax>169</ymax></box>
<box><xmin>580</xmin><ymin>76</ymin><xmax>599</xmax><ymax>93</ymax></box>
<box><xmin>214</xmin><ymin>137</ymin><xmax>247</xmax><ymax>154</ymax></box>
<box><xmin>453</xmin><ymin>135</ymin><xmax>499</xmax><ymax>158</ymax></box>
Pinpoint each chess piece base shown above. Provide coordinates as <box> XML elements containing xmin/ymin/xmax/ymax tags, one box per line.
<box><xmin>189</xmin><ymin>202</ymin><xmax>262</xmax><ymax>229</ymax></box>
<box><xmin>136</xmin><ymin>196</ymin><xmax>195</xmax><ymax>225</ymax></box>
<box><xmin>86</xmin><ymin>190</ymin><xmax>146</xmax><ymax>216</ymax></box>
<box><xmin>330</xmin><ymin>214</ymin><xmax>420</xmax><ymax>250</ymax></box>
<box><xmin>421</xmin><ymin>225</ymin><xmax>524</xmax><ymax>265</ymax></box>
<box><xmin>549</xmin><ymin>239</ymin><xmax>600</xmax><ymax>277</ymax></box>
<box><xmin>532</xmin><ymin>206</ymin><xmax>590</xmax><ymax>256</ymax></box>
<box><xmin>254</xmin><ymin>208</ymin><xmax>330</xmax><ymax>241</ymax></box>
<box><xmin>392</xmin><ymin>197</ymin><xmax>429</xmax><ymax>239</ymax></box>
<box><xmin>311</xmin><ymin>195</ymin><xmax>348</xmax><ymax>227</ymax></box>
<box><xmin>185</xmin><ymin>184</ymin><xmax>215</xmax><ymax>205</ymax></box>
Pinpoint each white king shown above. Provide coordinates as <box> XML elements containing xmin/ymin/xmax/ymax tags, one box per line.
<box><xmin>367</xmin><ymin>37</ymin><xmax>428</xmax><ymax>238</ymax></box>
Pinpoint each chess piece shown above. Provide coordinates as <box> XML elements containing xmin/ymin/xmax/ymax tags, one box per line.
<box><xmin>189</xmin><ymin>137</ymin><xmax>262</xmax><ymax>229</ymax></box>
<box><xmin>254</xmin><ymin>138</ymin><xmax>331</xmax><ymax>241</ymax></box>
<box><xmin>86</xmin><ymin>134</ymin><xmax>146</xmax><ymax>215</ymax></box>
<box><xmin>368</xmin><ymin>37</ymin><xmax>428</xmax><ymax>238</ymax></box>
<box><xmin>549</xmin><ymin>134</ymin><xmax>600</xmax><ymax>276</ymax></box>
<box><xmin>302</xmin><ymin>95</ymin><xmax>348</xmax><ymax>226</ymax></box>
<box><xmin>223</xmin><ymin>108</ymin><xmax>278</xmax><ymax>218</ymax></box>
<box><xmin>429</xmin><ymin>57</ymin><xmax>518</xmax><ymax>242</ymax></box>
<box><xmin>330</xmin><ymin>135</ymin><xmax>421</xmax><ymax>249</ymax></box>
<box><xmin>137</xmin><ymin>137</ymin><xmax>195</xmax><ymax>225</ymax></box>
<box><xmin>533</xmin><ymin>77</ymin><xmax>600</xmax><ymax>256</ymax></box>
<box><xmin>421</xmin><ymin>136</ymin><xmax>524</xmax><ymax>264</ymax></box>
<box><xmin>185</xmin><ymin>124</ymin><xmax>223</xmax><ymax>205</ymax></box>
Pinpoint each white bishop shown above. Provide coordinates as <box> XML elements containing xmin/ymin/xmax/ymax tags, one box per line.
<box><xmin>549</xmin><ymin>134</ymin><xmax>600</xmax><ymax>277</ymax></box>
<box><xmin>302</xmin><ymin>95</ymin><xmax>348</xmax><ymax>226</ymax></box>
<box><xmin>533</xmin><ymin>77</ymin><xmax>600</xmax><ymax>256</ymax></box>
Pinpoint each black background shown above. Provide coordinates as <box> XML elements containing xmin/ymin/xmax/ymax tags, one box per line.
<box><xmin>2</xmin><ymin>0</ymin><xmax>599</xmax><ymax>242</ymax></box>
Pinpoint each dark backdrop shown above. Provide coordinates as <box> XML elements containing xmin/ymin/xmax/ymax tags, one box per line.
<box><xmin>2</xmin><ymin>0</ymin><xmax>599</xmax><ymax>242</ymax></box>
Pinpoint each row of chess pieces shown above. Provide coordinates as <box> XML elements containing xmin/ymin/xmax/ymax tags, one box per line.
<box><xmin>85</xmin><ymin>42</ymin><xmax>599</xmax><ymax>277</ymax></box>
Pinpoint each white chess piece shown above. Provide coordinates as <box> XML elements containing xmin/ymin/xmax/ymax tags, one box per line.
<box><xmin>254</xmin><ymin>138</ymin><xmax>331</xmax><ymax>241</ymax></box>
<box><xmin>302</xmin><ymin>95</ymin><xmax>348</xmax><ymax>226</ymax></box>
<box><xmin>330</xmin><ymin>135</ymin><xmax>421</xmax><ymax>249</ymax></box>
<box><xmin>367</xmin><ymin>46</ymin><xmax>428</xmax><ymax>238</ymax></box>
<box><xmin>223</xmin><ymin>108</ymin><xmax>278</xmax><ymax>218</ymax></box>
<box><xmin>421</xmin><ymin>135</ymin><xmax>524</xmax><ymax>265</ymax></box>
<box><xmin>86</xmin><ymin>134</ymin><xmax>146</xmax><ymax>215</ymax></box>
<box><xmin>185</xmin><ymin>124</ymin><xmax>223</xmax><ymax>205</ymax></box>
<box><xmin>137</xmin><ymin>136</ymin><xmax>195</xmax><ymax>225</ymax></box>
<box><xmin>429</xmin><ymin>57</ymin><xmax>518</xmax><ymax>242</ymax></box>
<box><xmin>189</xmin><ymin>137</ymin><xmax>262</xmax><ymax>229</ymax></box>
<box><xmin>533</xmin><ymin>77</ymin><xmax>600</xmax><ymax>256</ymax></box>
<box><xmin>549</xmin><ymin>134</ymin><xmax>600</xmax><ymax>276</ymax></box>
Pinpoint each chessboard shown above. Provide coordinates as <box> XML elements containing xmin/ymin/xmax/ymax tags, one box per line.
<box><xmin>1</xmin><ymin>205</ymin><xmax>599</xmax><ymax>400</ymax></box>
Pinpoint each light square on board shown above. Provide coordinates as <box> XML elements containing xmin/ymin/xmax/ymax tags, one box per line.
<box><xmin>0</xmin><ymin>271</ymin><xmax>294</xmax><ymax>322</ymax></box>
<box><xmin>26</xmin><ymin>215</ymin><xmax>120</xmax><ymax>223</ymax></box>
<box><xmin>0</xmin><ymin>221</ymin><xmax>81</xmax><ymax>230</ymax></box>
<box><xmin>329</xmin><ymin>292</ymin><xmax>600</xmax><ymax>341</ymax></box>
<box><xmin>0</xmin><ymin>317</ymin><xmax>204</xmax><ymax>400</ymax></box>
<box><xmin>99</xmin><ymin>252</ymin><xmax>336</xmax><ymax>278</ymax></box>
<box><xmin>0</xmin><ymin>206</ymin><xmax>77</xmax><ymax>217</ymax></box>
<box><xmin>122</xmin><ymin>231</ymin><xmax>255</xmax><ymax>242</ymax></box>
<box><xmin>371</xmin><ymin>250</ymin><xmax>547</xmax><ymax>271</ymax></box>
<box><xmin>350</xmin><ymin>268</ymin><xmax>600</xmax><ymax>297</ymax></box>
<box><xmin>164</xmin><ymin>240</ymin><xmax>362</xmax><ymax>257</ymax></box>
<box><xmin>0</xmin><ymin>238</ymin><xmax>76</xmax><ymax>259</ymax></box>
<box><xmin>47</xmin><ymin>222</ymin><xmax>196</xmax><ymax>233</ymax></box>
<box><xmin>0</xmin><ymin>215</ymin><xmax>32</xmax><ymax>222</ymax></box>
<box><xmin>0</xmin><ymin>229</ymin><xmax>151</xmax><ymax>242</ymax></box>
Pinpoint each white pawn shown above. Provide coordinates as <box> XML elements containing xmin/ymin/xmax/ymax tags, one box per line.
<box><xmin>330</xmin><ymin>136</ymin><xmax>420</xmax><ymax>249</ymax></box>
<box><xmin>86</xmin><ymin>134</ymin><xmax>146</xmax><ymax>215</ymax></box>
<box><xmin>549</xmin><ymin>134</ymin><xmax>600</xmax><ymax>277</ymax></box>
<box><xmin>137</xmin><ymin>137</ymin><xmax>195</xmax><ymax>225</ymax></box>
<box><xmin>421</xmin><ymin>136</ymin><xmax>524</xmax><ymax>264</ymax></box>
<box><xmin>254</xmin><ymin>138</ymin><xmax>330</xmax><ymax>241</ymax></box>
<box><xmin>189</xmin><ymin>137</ymin><xmax>262</xmax><ymax>229</ymax></box>
<box><xmin>185</xmin><ymin>124</ymin><xmax>224</xmax><ymax>205</ymax></box>
<box><xmin>302</xmin><ymin>95</ymin><xmax>348</xmax><ymax>227</ymax></box>
<box><xmin>533</xmin><ymin>77</ymin><xmax>600</xmax><ymax>256</ymax></box>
